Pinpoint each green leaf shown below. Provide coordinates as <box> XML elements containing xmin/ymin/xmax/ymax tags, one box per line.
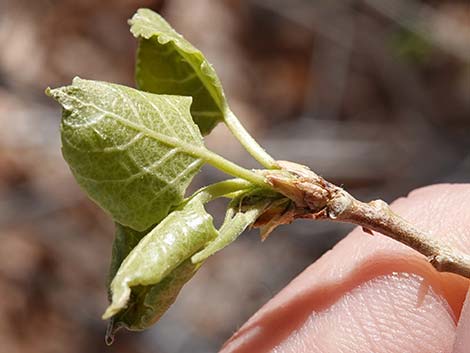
<box><xmin>191</xmin><ymin>189</ymin><xmax>281</xmax><ymax>263</ymax></box>
<box><xmin>103</xmin><ymin>195</ymin><xmax>218</xmax><ymax>320</ymax></box>
<box><xmin>130</xmin><ymin>8</ymin><xmax>227</xmax><ymax>135</ymax></box>
<box><xmin>106</xmin><ymin>259</ymin><xmax>200</xmax><ymax>341</ymax></box>
<box><xmin>106</xmin><ymin>225</ymin><xmax>199</xmax><ymax>342</ymax></box>
<box><xmin>191</xmin><ymin>207</ymin><xmax>262</xmax><ymax>264</ymax></box>
<box><xmin>108</xmin><ymin>223</ymin><xmax>194</xmax><ymax>342</ymax></box>
<box><xmin>47</xmin><ymin>77</ymin><xmax>205</xmax><ymax>231</ymax></box>
<box><xmin>108</xmin><ymin>224</ymin><xmax>148</xmax><ymax>288</ymax></box>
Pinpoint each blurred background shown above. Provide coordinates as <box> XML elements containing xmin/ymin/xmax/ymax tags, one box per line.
<box><xmin>0</xmin><ymin>0</ymin><xmax>469</xmax><ymax>352</ymax></box>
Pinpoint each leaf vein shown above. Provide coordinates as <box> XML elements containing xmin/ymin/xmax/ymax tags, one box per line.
<box><xmin>59</xmin><ymin>91</ymin><xmax>204</xmax><ymax>157</ymax></box>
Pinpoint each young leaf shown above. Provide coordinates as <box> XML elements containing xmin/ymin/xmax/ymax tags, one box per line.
<box><xmin>107</xmin><ymin>224</ymin><xmax>148</xmax><ymax>324</ymax></box>
<box><xmin>103</xmin><ymin>195</ymin><xmax>218</xmax><ymax>319</ymax></box>
<box><xmin>107</xmin><ymin>259</ymin><xmax>200</xmax><ymax>340</ymax></box>
<box><xmin>108</xmin><ymin>224</ymin><xmax>148</xmax><ymax>288</ymax></box>
<box><xmin>130</xmin><ymin>8</ymin><xmax>227</xmax><ymax>135</ymax></box>
<box><xmin>191</xmin><ymin>188</ymin><xmax>284</xmax><ymax>263</ymax></box>
<box><xmin>191</xmin><ymin>206</ymin><xmax>263</xmax><ymax>264</ymax></box>
<box><xmin>107</xmin><ymin>224</ymin><xmax>199</xmax><ymax>342</ymax></box>
<box><xmin>47</xmin><ymin>77</ymin><xmax>205</xmax><ymax>231</ymax></box>
<box><xmin>129</xmin><ymin>9</ymin><xmax>277</xmax><ymax>169</ymax></box>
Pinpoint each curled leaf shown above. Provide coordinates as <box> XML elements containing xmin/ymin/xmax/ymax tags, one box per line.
<box><xmin>107</xmin><ymin>223</ymin><xmax>199</xmax><ymax>341</ymax></box>
<box><xmin>108</xmin><ymin>224</ymin><xmax>148</xmax><ymax>289</ymax></box>
<box><xmin>130</xmin><ymin>8</ymin><xmax>227</xmax><ymax>135</ymax></box>
<box><xmin>191</xmin><ymin>207</ymin><xmax>261</xmax><ymax>263</ymax></box>
<box><xmin>106</xmin><ymin>259</ymin><xmax>200</xmax><ymax>343</ymax></box>
<box><xmin>191</xmin><ymin>189</ymin><xmax>282</xmax><ymax>263</ymax></box>
<box><xmin>103</xmin><ymin>195</ymin><xmax>217</xmax><ymax>320</ymax></box>
<box><xmin>47</xmin><ymin>77</ymin><xmax>205</xmax><ymax>231</ymax></box>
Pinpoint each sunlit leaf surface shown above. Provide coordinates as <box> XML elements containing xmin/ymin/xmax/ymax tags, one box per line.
<box><xmin>48</xmin><ymin>77</ymin><xmax>205</xmax><ymax>230</ymax></box>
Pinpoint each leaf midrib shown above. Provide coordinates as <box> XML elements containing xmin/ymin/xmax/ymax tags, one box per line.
<box><xmin>177</xmin><ymin>49</ymin><xmax>226</xmax><ymax>115</ymax></box>
<box><xmin>61</xmin><ymin>91</ymin><xmax>210</xmax><ymax>161</ymax></box>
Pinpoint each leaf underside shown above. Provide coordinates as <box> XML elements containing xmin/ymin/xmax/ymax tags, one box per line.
<box><xmin>48</xmin><ymin>77</ymin><xmax>205</xmax><ymax>231</ymax></box>
<box><xmin>108</xmin><ymin>224</ymin><xmax>148</xmax><ymax>289</ymax></box>
<box><xmin>103</xmin><ymin>195</ymin><xmax>218</xmax><ymax>320</ymax></box>
<box><xmin>109</xmin><ymin>259</ymin><xmax>199</xmax><ymax>335</ymax></box>
<box><xmin>130</xmin><ymin>8</ymin><xmax>227</xmax><ymax>135</ymax></box>
<box><xmin>107</xmin><ymin>223</ymin><xmax>201</xmax><ymax>337</ymax></box>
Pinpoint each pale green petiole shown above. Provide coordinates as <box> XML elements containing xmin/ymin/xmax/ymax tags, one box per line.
<box><xmin>190</xmin><ymin>145</ymin><xmax>269</xmax><ymax>187</ymax></box>
<box><xmin>224</xmin><ymin>109</ymin><xmax>278</xmax><ymax>170</ymax></box>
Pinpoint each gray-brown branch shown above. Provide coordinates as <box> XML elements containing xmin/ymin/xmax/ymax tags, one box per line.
<box><xmin>264</xmin><ymin>160</ymin><xmax>470</xmax><ymax>279</ymax></box>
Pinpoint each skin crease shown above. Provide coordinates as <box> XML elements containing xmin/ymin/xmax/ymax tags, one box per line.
<box><xmin>220</xmin><ymin>184</ymin><xmax>470</xmax><ymax>353</ymax></box>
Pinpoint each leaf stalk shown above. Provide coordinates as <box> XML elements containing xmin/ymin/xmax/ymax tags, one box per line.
<box><xmin>224</xmin><ymin>110</ymin><xmax>277</xmax><ymax>169</ymax></box>
<box><xmin>190</xmin><ymin>146</ymin><xmax>269</xmax><ymax>187</ymax></box>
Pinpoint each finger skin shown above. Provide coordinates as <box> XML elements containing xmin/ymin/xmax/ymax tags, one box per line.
<box><xmin>221</xmin><ymin>184</ymin><xmax>470</xmax><ymax>353</ymax></box>
<box><xmin>452</xmin><ymin>290</ymin><xmax>470</xmax><ymax>353</ymax></box>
